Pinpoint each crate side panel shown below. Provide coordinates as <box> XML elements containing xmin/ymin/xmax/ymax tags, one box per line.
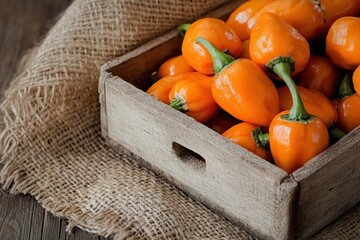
<box><xmin>108</xmin><ymin>31</ymin><xmax>182</xmax><ymax>91</ymax></box>
<box><xmin>293</xmin><ymin>127</ymin><xmax>360</xmax><ymax>239</ymax></box>
<box><xmin>104</xmin><ymin>78</ymin><xmax>294</xmax><ymax>239</ymax></box>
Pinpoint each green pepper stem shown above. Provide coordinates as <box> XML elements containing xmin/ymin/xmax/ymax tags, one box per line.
<box><xmin>312</xmin><ymin>0</ymin><xmax>321</xmax><ymax>8</ymax></box>
<box><xmin>328</xmin><ymin>125</ymin><xmax>345</xmax><ymax>144</ymax></box>
<box><xmin>338</xmin><ymin>73</ymin><xmax>354</xmax><ymax>99</ymax></box>
<box><xmin>170</xmin><ymin>97</ymin><xmax>188</xmax><ymax>112</ymax></box>
<box><xmin>178</xmin><ymin>23</ymin><xmax>191</xmax><ymax>37</ymax></box>
<box><xmin>251</xmin><ymin>127</ymin><xmax>270</xmax><ymax>150</ymax></box>
<box><xmin>195</xmin><ymin>37</ymin><xmax>235</xmax><ymax>74</ymax></box>
<box><xmin>272</xmin><ymin>61</ymin><xmax>312</xmax><ymax>122</ymax></box>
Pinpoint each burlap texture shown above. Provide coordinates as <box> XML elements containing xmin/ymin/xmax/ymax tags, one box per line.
<box><xmin>0</xmin><ymin>0</ymin><xmax>359</xmax><ymax>239</ymax></box>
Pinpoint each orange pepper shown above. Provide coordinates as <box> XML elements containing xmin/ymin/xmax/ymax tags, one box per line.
<box><xmin>326</xmin><ymin>17</ymin><xmax>360</xmax><ymax>70</ymax></box>
<box><xmin>196</xmin><ymin>37</ymin><xmax>279</xmax><ymax>127</ymax></box>
<box><xmin>353</xmin><ymin>65</ymin><xmax>360</xmax><ymax>95</ymax></box>
<box><xmin>269</xmin><ymin>69</ymin><xmax>329</xmax><ymax>173</ymax></box>
<box><xmin>298</xmin><ymin>55</ymin><xmax>340</xmax><ymax>99</ymax></box>
<box><xmin>248</xmin><ymin>13</ymin><xmax>329</xmax><ymax>173</ymax></box>
<box><xmin>226</xmin><ymin>0</ymin><xmax>275</xmax><ymax>41</ymax></box>
<box><xmin>182</xmin><ymin>18</ymin><xmax>242</xmax><ymax>75</ymax></box>
<box><xmin>277</xmin><ymin>85</ymin><xmax>337</xmax><ymax>127</ymax></box>
<box><xmin>204</xmin><ymin>111</ymin><xmax>240</xmax><ymax>134</ymax></box>
<box><xmin>169</xmin><ymin>76</ymin><xmax>219</xmax><ymax>123</ymax></box>
<box><xmin>269</xmin><ymin>110</ymin><xmax>329</xmax><ymax>174</ymax></box>
<box><xmin>222</xmin><ymin>122</ymin><xmax>269</xmax><ymax>160</ymax></box>
<box><xmin>146</xmin><ymin>72</ymin><xmax>208</xmax><ymax>104</ymax></box>
<box><xmin>157</xmin><ymin>55</ymin><xmax>195</xmax><ymax>79</ymax></box>
<box><xmin>239</xmin><ymin>39</ymin><xmax>251</xmax><ymax>59</ymax></box>
<box><xmin>320</xmin><ymin>0</ymin><xmax>360</xmax><ymax>36</ymax></box>
<box><xmin>336</xmin><ymin>73</ymin><xmax>360</xmax><ymax>133</ymax></box>
<box><xmin>249</xmin><ymin>12</ymin><xmax>310</xmax><ymax>77</ymax></box>
<box><xmin>247</xmin><ymin>0</ymin><xmax>324</xmax><ymax>40</ymax></box>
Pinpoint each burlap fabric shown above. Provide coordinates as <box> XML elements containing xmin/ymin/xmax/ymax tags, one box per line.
<box><xmin>0</xmin><ymin>0</ymin><xmax>359</xmax><ymax>239</ymax></box>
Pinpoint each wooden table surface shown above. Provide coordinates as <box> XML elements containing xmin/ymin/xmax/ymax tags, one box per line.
<box><xmin>0</xmin><ymin>0</ymin><xmax>106</xmax><ymax>239</ymax></box>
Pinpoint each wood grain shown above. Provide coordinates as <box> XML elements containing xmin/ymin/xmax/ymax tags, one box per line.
<box><xmin>29</xmin><ymin>201</ymin><xmax>45</xmax><ymax>240</ymax></box>
<box><xmin>293</xmin><ymin>126</ymin><xmax>360</xmax><ymax>240</ymax></box>
<box><xmin>0</xmin><ymin>0</ymin><xmax>72</xmax><ymax>99</ymax></box>
<box><xmin>0</xmin><ymin>190</ymin><xmax>34</xmax><ymax>240</ymax></box>
<box><xmin>60</xmin><ymin>221</ymin><xmax>100</xmax><ymax>240</ymax></box>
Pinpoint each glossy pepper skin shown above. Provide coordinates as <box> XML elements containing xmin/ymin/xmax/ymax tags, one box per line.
<box><xmin>196</xmin><ymin>37</ymin><xmax>279</xmax><ymax>127</ymax></box>
<box><xmin>270</xmin><ymin>110</ymin><xmax>329</xmax><ymax>173</ymax></box>
<box><xmin>336</xmin><ymin>73</ymin><xmax>360</xmax><ymax>133</ymax></box>
<box><xmin>353</xmin><ymin>65</ymin><xmax>360</xmax><ymax>95</ymax></box>
<box><xmin>226</xmin><ymin>0</ymin><xmax>275</xmax><ymax>41</ymax></box>
<box><xmin>146</xmin><ymin>72</ymin><xmax>208</xmax><ymax>104</ymax></box>
<box><xmin>269</xmin><ymin>62</ymin><xmax>329</xmax><ymax>174</ymax></box>
<box><xmin>247</xmin><ymin>0</ymin><xmax>325</xmax><ymax>40</ymax></box>
<box><xmin>320</xmin><ymin>0</ymin><xmax>360</xmax><ymax>35</ymax></box>
<box><xmin>222</xmin><ymin>122</ymin><xmax>268</xmax><ymax>160</ymax></box>
<box><xmin>278</xmin><ymin>85</ymin><xmax>337</xmax><ymax>127</ymax></box>
<box><xmin>182</xmin><ymin>18</ymin><xmax>242</xmax><ymax>75</ymax></box>
<box><xmin>157</xmin><ymin>55</ymin><xmax>195</xmax><ymax>79</ymax></box>
<box><xmin>239</xmin><ymin>39</ymin><xmax>251</xmax><ymax>59</ymax></box>
<box><xmin>249</xmin><ymin>12</ymin><xmax>310</xmax><ymax>76</ymax></box>
<box><xmin>326</xmin><ymin>17</ymin><xmax>360</xmax><ymax>70</ymax></box>
<box><xmin>298</xmin><ymin>55</ymin><xmax>340</xmax><ymax>99</ymax></box>
<box><xmin>169</xmin><ymin>76</ymin><xmax>219</xmax><ymax>123</ymax></box>
<box><xmin>212</xmin><ymin>59</ymin><xmax>280</xmax><ymax>126</ymax></box>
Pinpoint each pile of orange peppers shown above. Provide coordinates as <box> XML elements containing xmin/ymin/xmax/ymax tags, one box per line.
<box><xmin>146</xmin><ymin>0</ymin><xmax>360</xmax><ymax>174</ymax></box>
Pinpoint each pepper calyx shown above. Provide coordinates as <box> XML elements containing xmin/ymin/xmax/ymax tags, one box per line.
<box><xmin>328</xmin><ymin>125</ymin><xmax>346</xmax><ymax>145</ymax></box>
<box><xmin>312</xmin><ymin>0</ymin><xmax>321</xmax><ymax>8</ymax></box>
<box><xmin>265</xmin><ymin>56</ymin><xmax>295</xmax><ymax>75</ymax></box>
<box><xmin>280</xmin><ymin>113</ymin><xmax>315</xmax><ymax>124</ymax></box>
<box><xmin>170</xmin><ymin>96</ymin><xmax>188</xmax><ymax>112</ymax></box>
<box><xmin>338</xmin><ymin>73</ymin><xmax>355</xmax><ymax>100</ymax></box>
<box><xmin>178</xmin><ymin>23</ymin><xmax>191</xmax><ymax>37</ymax></box>
<box><xmin>251</xmin><ymin>127</ymin><xmax>270</xmax><ymax>150</ymax></box>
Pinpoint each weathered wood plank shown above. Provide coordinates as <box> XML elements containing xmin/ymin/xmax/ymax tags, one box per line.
<box><xmin>293</xmin><ymin>126</ymin><xmax>360</xmax><ymax>240</ymax></box>
<box><xmin>0</xmin><ymin>0</ymin><xmax>72</xmax><ymax>100</ymax></box>
<box><xmin>59</xmin><ymin>220</ymin><xmax>68</xmax><ymax>240</ymax></box>
<box><xmin>60</xmin><ymin>220</ymin><xmax>105</xmax><ymax>240</ymax></box>
<box><xmin>0</xmin><ymin>1</ymin><xmax>72</xmax><ymax>240</ymax></box>
<box><xmin>41</xmin><ymin>212</ymin><xmax>62</xmax><ymax>240</ymax></box>
<box><xmin>29</xmin><ymin>200</ymin><xmax>45</xmax><ymax>240</ymax></box>
<box><xmin>68</xmin><ymin>228</ymin><xmax>100</xmax><ymax>240</ymax></box>
<box><xmin>0</xmin><ymin>189</ymin><xmax>34</xmax><ymax>240</ymax></box>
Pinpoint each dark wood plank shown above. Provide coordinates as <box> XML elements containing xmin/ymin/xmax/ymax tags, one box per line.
<box><xmin>0</xmin><ymin>0</ymin><xmax>72</xmax><ymax>99</ymax></box>
<box><xmin>41</xmin><ymin>212</ymin><xmax>61</xmax><ymax>240</ymax></box>
<box><xmin>0</xmin><ymin>1</ymin><xmax>72</xmax><ymax>240</ymax></box>
<box><xmin>0</xmin><ymin>189</ymin><xmax>34</xmax><ymax>240</ymax></box>
<box><xmin>59</xmin><ymin>220</ymin><xmax>68</xmax><ymax>240</ymax></box>
<box><xmin>60</xmin><ymin>220</ymin><xmax>102</xmax><ymax>240</ymax></box>
<box><xmin>67</xmin><ymin>227</ymin><xmax>100</xmax><ymax>240</ymax></box>
<box><xmin>29</xmin><ymin>201</ymin><xmax>45</xmax><ymax>240</ymax></box>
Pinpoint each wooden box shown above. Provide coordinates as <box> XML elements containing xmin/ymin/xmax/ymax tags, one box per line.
<box><xmin>99</xmin><ymin>1</ymin><xmax>360</xmax><ymax>239</ymax></box>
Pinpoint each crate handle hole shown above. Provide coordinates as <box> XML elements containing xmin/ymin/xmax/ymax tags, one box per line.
<box><xmin>172</xmin><ymin>142</ymin><xmax>206</xmax><ymax>171</ymax></box>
